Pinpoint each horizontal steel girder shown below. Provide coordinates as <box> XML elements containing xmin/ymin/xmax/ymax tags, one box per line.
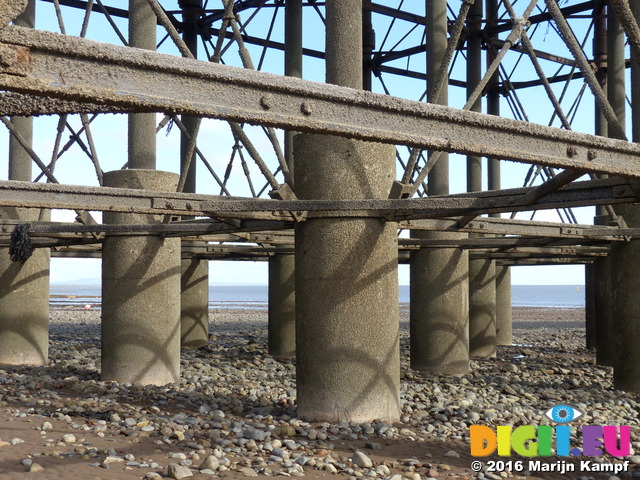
<box><xmin>0</xmin><ymin>176</ymin><xmax>637</xmax><ymax>221</ymax></box>
<box><xmin>2</xmin><ymin>26</ymin><xmax>640</xmax><ymax>177</ymax></box>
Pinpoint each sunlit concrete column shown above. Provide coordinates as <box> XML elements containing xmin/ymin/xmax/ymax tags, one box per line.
<box><xmin>294</xmin><ymin>0</ymin><xmax>399</xmax><ymax>423</ymax></box>
<box><xmin>466</xmin><ymin>0</ymin><xmax>496</xmax><ymax>357</ymax></box>
<box><xmin>612</xmin><ymin>1</ymin><xmax>640</xmax><ymax>391</ymax></box>
<box><xmin>102</xmin><ymin>170</ymin><xmax>181</xmax><ymax>385</ymax></box>
<box><xmin>128</xmin><ymin>0</ymin><xmax>156</xmax><ymax>170</ymax></box>
<box><xmin>495</xmin><ymin>265</ymin><xmax>512</xmax><ymax>345</ymax></box>
<box><xmin>409</xmin><ymin>0</ymin><xmax>469</xmax><ymax>375</ymax></box>
<box><xmin>179</xmin><ymin>0</ymin><xmax>209</xmax><ymax>349</ymax></box>
<box><xmin>0</xmin><ymin>0</ymin><xmax>50</xmax><ymax>367</ymax></box>
<box><xmin>268</xmin><ymin>0</ymin><xmax>301</xmax><ymax>357</ymax></box>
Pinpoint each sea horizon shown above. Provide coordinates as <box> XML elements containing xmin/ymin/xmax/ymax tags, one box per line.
<box><xmin>50</xmin><ymin>284</ymin><xmax>586</xmax><ymax>310</ymax></box>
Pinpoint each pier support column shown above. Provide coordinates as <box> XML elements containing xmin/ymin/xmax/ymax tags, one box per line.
<box><xmin>466</xmin><ymin>0</ymin><xmax>496</xmax><ymax>358</ymax></box>
<box><xmin>268</xmin><ymin>253</ymin><xmax>295</xmax><ymax>357</ymax></box>
<box><xmin>594</xmin><ymin>216</ymin><xmax>614</xmax><ymax>366</ymax></box>
<box><xmin>410</xmin><ymin>232</ymin><xmax>469</xmax><ymax>374</ymax></box>
<box><xmin>495</xmin><ymin>265</ymin><xmax>512</xmax><ymax>345</ymax></box>
<box><xmin>469</xmin><ymin>258</ymin><xmax>497</xmax><ymax>357</ymax></box>
<box><xmin>177</xmin><ymin>0</ymin><xmax>210</xmax><ymax>348</ymax></box>
<box><xmin>612</xmin><ymin>1</ymin><xmax>640</xmax><ymax>391</ymax></box>
<box><xmin>268</xmin><ymin>0</ymin><xmax>301</xmax><ymax>357</ymax></box>
<box><xmin>0</xmin><ymin>0</ymin><xmax>50</xmax><ymax>366</ymax></box>
<box><xmin>294</xmin><ymin>0</ymin><xmax>399</xmax><ymax>423</ymax></box>
<box><xmin>180</xmin><ymin>257</ymin><xmax>209</xmax><ymax>348</ymax></box>
<box><xmin>102</xmin><ymin>170</ymin><xmax>181</xmax><ymax>385</ymax></box>
<box><xmin>598</xmin><ymin>5</ymin><xmax>626</xmax><ymax>366</ymax></box>
<box><xmin>409</xmin><ymin>0</ymin><xmax>469</xmax><ymax>375</ymax></box>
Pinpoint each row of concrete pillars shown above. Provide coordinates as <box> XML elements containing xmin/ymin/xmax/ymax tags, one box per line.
<box><xmin>2</xmin><ymin>0</ymin><xmax>640</xmax><ymax>424</ymax></box>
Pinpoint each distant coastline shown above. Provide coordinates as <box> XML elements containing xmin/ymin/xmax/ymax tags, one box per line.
<box><xmin>50</xmin><ymin>284</ymin><xmax>585</xmax><ymax>310</ymax></box>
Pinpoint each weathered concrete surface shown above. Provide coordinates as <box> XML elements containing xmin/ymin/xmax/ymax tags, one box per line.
<box><xmin>611</xmin><ymin>205</ymin><xmax>640</xmax><ymax>390</ymax></box>
<box><xmin>294</xmin><ymin>134</ymin><xmax>399</xmax><ymax>423</ymax></box>
<box><xmin>0</xmin><ymin>0</ymin><xmax>50</xmax><ymax>367</ymax></box>
<box><xmin>410</xmin><ymin>231</ymin><xmax>469</xmax><ymax>374</ymax></box>
<box><xmin>128</xmin><ymin>0</ymin><xmax>156</xmax><ymax>170</ymax></box>
<box><xmin>593</xmin><ymin>215</ymin><xmax>614</xmax><ymax>366</ymax></box>
<box><xmin>469</xmin><ymin>256</ymin><xmax>497</xmax><ymax>357</ymax></box>
<box><xmin>102</xmin><ymin>170</ymin><xmax>181</xmax><ymax>385</ymax></box>
<box><xmin>495</xmin><ymin>265</ymin><xmax>513</xmax><ymax>346</ymax></box>
<box><xmin>409</xmin><ymin>0</ymin><xmax>469</xmax><ymax>375</ymax></box>
<box><xmin>180</xmin><ymin>257</ymin><xmax>209</xmax><ymax>349</ymax></box>
<box><xmin>268</xmin><ymin>253</ymin><xmax>295</xmax><ymax>357</ymax></box>
<box><xmin>0</xmin><ymin>208</ymin><xmax>49</xmax><ymax>366</ymax></box>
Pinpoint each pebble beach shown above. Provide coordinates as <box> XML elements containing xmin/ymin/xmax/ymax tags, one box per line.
<box><xmin>0</xmin><ymin>305</ymin><xmax>637</xmax><ymax>480</ymax></box>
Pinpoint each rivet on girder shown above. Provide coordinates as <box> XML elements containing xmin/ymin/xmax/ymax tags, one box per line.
<box><xmin>300</xmin><ymin>102</ymin><xmax>313</xmax><ymax>116</ymax></box>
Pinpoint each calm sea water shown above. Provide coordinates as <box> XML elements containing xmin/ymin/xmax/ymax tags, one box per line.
<box><xmin>50</xmin><ymin>284</ymin><xmax>585</xmax><ymax>310</ymax></box>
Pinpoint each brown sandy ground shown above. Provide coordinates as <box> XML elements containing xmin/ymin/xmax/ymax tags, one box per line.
<box><xmin>0</xmin><ymin>306</ymin><xmax>636</xmax><ymax>480</ymax></box>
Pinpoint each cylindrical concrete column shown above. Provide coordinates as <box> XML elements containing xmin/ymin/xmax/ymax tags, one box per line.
<box><xmin>128</xmin><ymin>0</ymin><xmax>156</xmax><ymax>170</ymax></box>
<box><xmin>594</xmin><ymin>215</ymin><xmax>614</xmax><ymax>366</ymax></box>
<box><xmin>596</xmin><ymin>5</ymin><xmax>626</xmax><ymax>366</ymax></box>
<box><xmin>466</xmin><ymin>0</ymin><xmax>496</xmax><ymax>358</ymax></box>
<box><xmin>294</xmin><ymin>0</ymin><xmax>399</xmax><ymax>423</ymax></box>
<box><xmin>178</xmin><ymin>0</ymin><xmax>209</xmax><ymax>349</ymax></box>
<box><xmin>0</xmin><ymin>0</ymin><xmax>50</xmax><ymax>367</ymax></box>
<box><xmin>410</xmin><ymin>232</ymin><xmax>469</xmax><ymax>374</ymax></box>
<box><xmin>268</xmin><ymin>0</ymin><xmax>301</xmax><ymax>357</ymax></box>
<box><xmin>612</xmin><ymin>0</ymin><xmax>640</xmax><ymax>391</ymax></box>
<box><xmin>495</xmin><ymin>265</ymin><xmax>512</xmax><ymax>346</ymax></box>
<box><xmin>295</xmin><ymin>135</ymin><xmax>399</xmax><ymax>423</ymax></box>
<box><xmin>409</xmin><ymin>0</ymin><xmax>470</xmax><ymax>375</ymax></box>
<box><xmin>180</xmin><ymin>258</ymin><xmax>209</xmax><ymax>348</ymax></box>
<box><xmin>101</xmin><ymin>170</ymin><xmax>181</xmax><ymax>385</ymax></box>
<box><xmin>611</xmin><ymin>208</ymin><xmax>640</xmax><ymax>390</ymax></box>
<box><xmin>469</xmin><ymin>257</ymin><xmax>496</xmax><ymax>357</ymax></box>
<box><xmin>586</xmin><ymin>6</ymin><xmax>607</xmax><ymax>351</ymax></box>
<box><xmin>268</xmin><ymin>253</ymin><xmax>295</xmax><ymax>357</ymax></box>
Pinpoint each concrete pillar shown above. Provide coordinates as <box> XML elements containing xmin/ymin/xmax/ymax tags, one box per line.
<box><xmin>268</xmin><ymin>0</ymin><xmax>301</xmax><ymax>357</ymax></box>
<box><xmin>410</xmin><ymin>232</ymin><xmax>469</xmax><ymax>374</ymax></box>
<box><xmin>612</xmin><ymin>1</ymin><xmax>640</xmax><ymax>391</ymax></box>
<box><xmin>409</xmin><ymin>0</ymin><xmax>469</xmax><ymax>375</ymax></box>
<box><xmin>101</xmin><ymin>170</ymin><xmax>181</xmax><ymax>385</ymax></box>
<box><xmin>586</xmin><ymin>6</ymin><xmax>607</xmax><ymax>351</ymax></box>
<box><xmin>128</xmin><ymin>0</ymin><xmax>156</xmax><ymax>170</ymax></box>
<box><xmin>466</xmin><ymin>0</ymin><xmax>496</xmax><ymax>357</ymax></box>
<box><xmin>594</xmin><ymin>215</ymin><xmax>614</xmax><ymax>366</ymax></box>
<box><xmin>469</xmin><ymin>258</ymin><xmax>497</xmax><ymax>357</ymax></box>
<box><xmin>596</xmin><ymin>6</ymin><xmax>626</xmax><ymax>366</ymax></box>
<box><xmin>612</xmin><ymin>205</ymin><xmax>640</xmax><ymax>390</ymax></box>
<box><xmin>495</xmin><ymin>265</ymin><xmax>512</xmax><ymax>345</ymax></box>
<box><xmin>0</xmin><ymin>0</ymin><xmax>50</xmax><ymax>367</ymax></box>
<box><xmin>178</xmin><ymin>0</ymin><xmax>210</xmax><ymax>349</ymax></box>
<box><xmin>180</xmin><ymin>258</ymin><xmax>209</xmax><ymax>348</ymax></box>
<box><xmin>268</xmin><ymin>253</ymin><xmax>295</xmax><ymax>357</ymax></box>
<box><xmin>294</xmin><ymin>0</ymin><xmax>399</xmax><ymax>423</ymax></box>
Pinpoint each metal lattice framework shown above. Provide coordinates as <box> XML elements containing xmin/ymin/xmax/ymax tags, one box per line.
<box><xmin>0</xmin><ymin>0</ymin><xmax>639</xmax><ymax>266</ymax></box>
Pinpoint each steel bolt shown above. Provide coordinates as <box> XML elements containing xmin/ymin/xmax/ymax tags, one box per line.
<box><xmin>566</xmin><ymin>146</ymin><xmax>578</xmax><ymax>157</ymax></box>
<box><xmin>300</xmin><ymin>102</ymin><xmax>313</xmax><ymax>116</ymax></box>
<box><xmin>587</xmin><ymin>150</ymin><xmax>598</xmax><ymax>160</ymax></box>
<box><xmin>259</xmin><ymin>95</ymin><xmax>272</xmax><ymax>110</ymax></box>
